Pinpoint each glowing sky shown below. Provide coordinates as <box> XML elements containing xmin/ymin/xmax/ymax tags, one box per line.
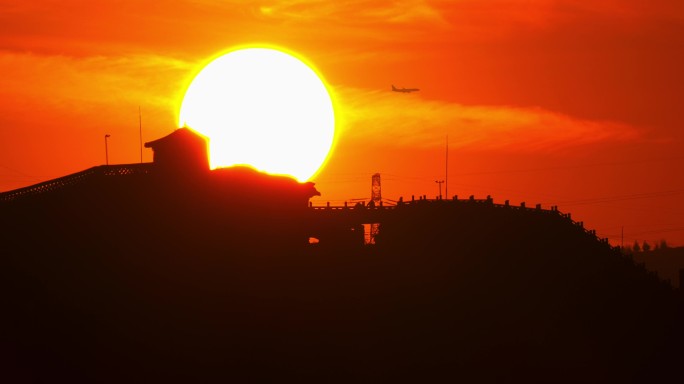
<box><xmin>1</xmin><ymin>0</ymin><xmax>683</xmax><ymax>246</ymax></box>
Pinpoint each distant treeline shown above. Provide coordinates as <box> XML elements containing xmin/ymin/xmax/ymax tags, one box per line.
<box><xmin>631</xmin><ymin>246</ymin><xmax>684</xmax><ymax>289</ymax></box>
<box><xmin>624</xmin><ymin>239</ymin><xmax>672</xmax><ymax>253</ymax></box>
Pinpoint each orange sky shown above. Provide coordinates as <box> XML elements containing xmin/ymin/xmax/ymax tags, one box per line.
<box><xmin>1</xmin><ymin>0</ymin><xmax>683</xmax><ymax>246</ymax></box>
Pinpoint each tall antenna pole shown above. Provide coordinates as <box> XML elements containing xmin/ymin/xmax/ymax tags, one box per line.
<box><xmin>105</xmin><ymin>134</ymin><xmax>110</xmax><ymax>165</ymax></box>
<box><xmin>138</xmin><ymin>106</ymin><xmax>143</xmax><ymax>163</ymax></box>
<box><xmin>445</xmin><ymin>135</ymin><xmax>449</xmax><ymax>199</ymax></box>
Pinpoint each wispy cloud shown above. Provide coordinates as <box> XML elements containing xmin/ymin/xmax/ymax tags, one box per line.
<box><xmin>335</xmin><ymin>86</ymin><xmax>639</xmax><ymax>151</ymax></box>
<box><xmin>0</xmin><ymin>49</ymin><xmax>643</xmax><ymax>156</ymax></box>
<box><xmin>256</xmin><ymin>0</ymin><xmax>448</xmax><ymax>25</ymax></box>
<box><xmin>0</xmin><ymin>51</ymin><xmax>192</xmax><ymax>112</ymax></box>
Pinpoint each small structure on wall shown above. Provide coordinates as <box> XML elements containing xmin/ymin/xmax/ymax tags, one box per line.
<box><xmin>144</xmin><ymin>127</ymin><xmax>209</xmax><ymax>174</ymax></box>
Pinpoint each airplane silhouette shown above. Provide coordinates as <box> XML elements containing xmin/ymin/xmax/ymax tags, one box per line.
<box><xmin>392</xmin><ymin>85</ymin><xmax>420</xmax><ymax>93</ymax></box>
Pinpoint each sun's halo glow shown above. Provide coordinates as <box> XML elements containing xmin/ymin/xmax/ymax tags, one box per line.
<box><xmin>179</xmin><ymin>47</ymin><xmax>335</xmax><ymax>182</ymax></box>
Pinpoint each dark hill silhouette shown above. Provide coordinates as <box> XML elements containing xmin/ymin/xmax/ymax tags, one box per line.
<box><xmin>1</xmin><ymin>129</ymin><xmax>682</xmax><ymax>382</ymax></box>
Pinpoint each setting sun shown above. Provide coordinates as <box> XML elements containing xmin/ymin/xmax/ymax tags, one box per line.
<box><xmin>178</xmin><ymin>47</ymin><xmax>335</xmax><ymax>182</ymax></box>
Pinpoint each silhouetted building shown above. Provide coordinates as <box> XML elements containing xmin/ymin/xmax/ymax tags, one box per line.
<box><xmin>144</xmin><ymin>127</ymin><xmax>209</xmax><ymax>173</ymax></box>
<box><xmin>1</xmin><ymin>126</ymin><xmax>321</xmax><ymax>247</ymax></box>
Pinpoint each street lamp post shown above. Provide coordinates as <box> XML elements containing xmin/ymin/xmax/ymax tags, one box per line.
<box><xmin>435</xmin><ymin>180</ymin><xmax>444</xmax><ymax>200</ymax></box>
<box><xmin>105</xmin><ymin>134</ymin><xmax>111</xmax><ymax>165</ymax></box>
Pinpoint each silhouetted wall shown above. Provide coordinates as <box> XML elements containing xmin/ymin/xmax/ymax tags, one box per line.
<box><xmin>1</xmin><ymin>165</ymin><xmax>682</xmax><ymax>382</ymax></box>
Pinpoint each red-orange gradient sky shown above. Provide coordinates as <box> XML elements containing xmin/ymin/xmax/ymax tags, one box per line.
<box><xmin>1</xmin><ymin>1</ymin><xmax>683</xmax><ymax>246</ymax></box>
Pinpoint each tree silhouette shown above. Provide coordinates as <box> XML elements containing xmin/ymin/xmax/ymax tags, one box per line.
<box><xmin>633</xmin><ymin>240</ymin><xmax>641</xmax><ymax>252</ymax></box>
<box><xmin>643</xmin><ymin>241</ymin><xmax>651</xmax><ymax>252</ymax></box>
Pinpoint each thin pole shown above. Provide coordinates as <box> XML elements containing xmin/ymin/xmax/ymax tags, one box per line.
<box><xmin>445</xmin><ymin>135</ymin><xmax>449</xmax><ymax>199</ymax></box>
<box><xmin>139</xmin><ymin>106</ymin><xmax>143</xmax><ymax>163</ymax></box>
<box><xmin>105</xmin><ymin>134</ymin><xmax>110</xmax><ymax>165</ymax></box>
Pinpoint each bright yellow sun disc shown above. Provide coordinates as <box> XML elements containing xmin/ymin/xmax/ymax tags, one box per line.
<box><xmin>179</xmin><ymin>47</ymin><xmax>335</xmax><ymax>182</ymax></box>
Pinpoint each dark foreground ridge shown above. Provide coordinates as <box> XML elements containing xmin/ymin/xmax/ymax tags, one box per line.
<box><xmin>1</xmin><ymin>129</ymin><xmax>682</xmax><ymax>382</ymax></box>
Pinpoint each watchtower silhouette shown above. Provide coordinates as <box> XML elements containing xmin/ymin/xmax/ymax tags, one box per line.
<box><xmin>144</xmin><ymin>127</ymin><xmax>209</xmax><ymax>174</ymax></box>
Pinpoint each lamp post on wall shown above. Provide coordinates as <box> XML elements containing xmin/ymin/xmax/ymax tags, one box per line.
<box><xmin>435</xmin><ymin>180</ymin><xmax>444</xmax><ymax>200</ymax></box>
<box><xmin>105</xmin><ymin>134</ymin><xmax>111</xmax><ymax>165</ymax></box>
